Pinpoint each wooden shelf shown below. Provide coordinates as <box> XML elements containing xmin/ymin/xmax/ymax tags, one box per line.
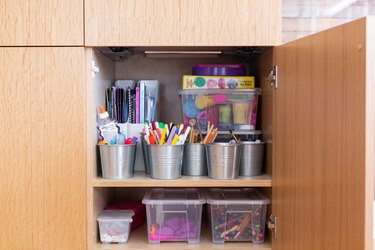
<box><xmin>93</xmin><ymin>172</ymin><xmax>272</xmax><ymax>187</ymax></box>
<box><xmin>93</xmin><ymin>225</ymin><xmax>271</xmax><ymax>250</ymax></box>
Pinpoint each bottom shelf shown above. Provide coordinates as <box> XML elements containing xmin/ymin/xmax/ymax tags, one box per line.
<box><xmin>94</xmin><ymin>224</ymin><xmax>271</xmax><ymax>250</ymax></box>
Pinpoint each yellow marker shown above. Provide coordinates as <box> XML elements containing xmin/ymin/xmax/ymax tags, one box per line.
<box><xmin>171</xmin><ymin>134</ymin><xmax>179</xmax><ymax>145</ymax></box>
<box><xmin>159</xmin><ymin>127</ymin><xmax>167</xmax><ymax>145</ymax></box>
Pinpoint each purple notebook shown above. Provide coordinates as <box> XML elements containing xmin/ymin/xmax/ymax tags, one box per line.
<box><xmin>135</xmin><ymin>86</ymin><xmax>140</xmax><ymax>123</ymax></box>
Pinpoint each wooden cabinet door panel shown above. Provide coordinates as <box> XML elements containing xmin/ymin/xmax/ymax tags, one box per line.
<box><xmin>273</xmin><ymin>17</ymin><xmax>374</xmax><ymax>250</ymax></box>
<box><xmin>0</xmin><ymin>0</ymin><xmax>83</xmax><ymax>46</ymax></box>
<box><xmin>85</xmin><ymin>0</ymin><xmax>281</xmax><ymax>46</ymax></box>
<box><xmin>0</xmin><ymin>47</ymin><xmax>86</xmax><ymax>250</ymax></box>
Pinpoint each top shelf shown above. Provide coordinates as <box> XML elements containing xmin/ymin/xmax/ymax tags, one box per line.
<box><xmin>93</xmin><ymin>172</ymin><xmax>271</xmax><ymax>187</ymax></box>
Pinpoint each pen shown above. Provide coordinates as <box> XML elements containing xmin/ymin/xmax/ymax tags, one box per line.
<box><xmin>165</xmin><ymin>126</ymin><xmax>177</xmax><ymax>145</ymax></box>
<box><xmin>171</xmin><ymin>134</ymin><xmax>179</xmax><ymax>145</ymax></box>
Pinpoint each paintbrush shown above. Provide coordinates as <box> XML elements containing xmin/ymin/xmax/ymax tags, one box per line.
<box><xmin>229</xmin><ymin>129</ymin><xmax>240</xmax><ymax>143</ymax></box>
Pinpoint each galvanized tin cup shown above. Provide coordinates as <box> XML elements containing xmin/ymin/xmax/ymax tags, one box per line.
<box><xmin>147</xmin><ymin>144</ymin><xmax>184</xmax><ymax>179</ymax></box>
<box><xmin>182</xmin><ymin>143</ymin><xmax>208</xmax><ymax>176</ymax></box>
<box><xmin>141</xmin><ymin>139</ymin><xmax>151</xmax><ymax>175</ymax></box>
<box><xmin>99</xmin><ymin>144</ymin><xmax>137</xmax><ymax>179</ymax></box>
<box><xmin>240</xmin><ymin>141</ymin><xmax>265</xmax><ymax>176</ymax></box>
<box><xmin>205</xmin><ymin>143</ymin><xmax>241</xmax><ymax>179</ymax></box>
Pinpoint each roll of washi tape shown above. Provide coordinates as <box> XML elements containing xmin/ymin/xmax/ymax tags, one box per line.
<box><xmin>183</xmin><ymin>100</ymin><xmax>200</xmax><ymax>118</ymax></box>
<box><xmin>195</xmin><ymin>95</ymin><xmax>214</xmax><ymax>109</ymax></box>
<box><xmin>218</xmin><ymin>105</ymin><xmax>232</xmax><ymax>129</ymax></box>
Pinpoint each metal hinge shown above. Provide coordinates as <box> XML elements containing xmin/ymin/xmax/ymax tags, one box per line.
<box><xmin>267</xmin><ymin>65</ymin><xmax>278</xmax><ymax>89</ymax></box>
<box><xmin>267</xmin><ymin>214</ymin><xmax>277</xmax><ymax>239</ymax></box>
<box><xmin>91</xmin><ymin>60</ymin><xmax>100</xmax><ymax>78</ymax></box>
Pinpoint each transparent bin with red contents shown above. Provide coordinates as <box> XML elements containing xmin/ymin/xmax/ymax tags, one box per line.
<box><xmin>206</xmin><ymin>188</ymin><xmax>270</xmax><ymax>244</ymax></box>
<box><xmin>142</xmin><ymin>188</ymin><xmax>205</xmax><ymax>244</ymax></box>
<box><xmin>179</xmin><ymin>89</ymin><xmax>261</xmax><ymax>132</ymax></box>
<box><xmin>105</xmin><ymin>201</ymin><xmax>146</xmax><ymax>231</ymax></box>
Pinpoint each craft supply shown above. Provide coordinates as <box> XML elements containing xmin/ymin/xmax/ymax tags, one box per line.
<box><xmin>195</xmin><ymin>95</ymin><xmax>214</xmax><ymax>109</ymax></box>
<box><xmin>206</xmin><ymin>188</ymin><xmax>270</xmax><ymax>244</ymax></box>
<box><xmin>142</xmin><ymin>188</ymin><xmax>205</xmax><ymax>244</ymax></box>
<box><xmin>182</xmin><ymin>75</ymin><xmax>255</xmax><ymax>89</ymax></box>
<box><xmin>183</xmin><ymin>100</ymin><xmax>200</xmax><ymax>118</ymax></box>
<box><xmin>232</xmin><ymin>101</ymin><xmax>251</xmax><ymax>125</ymax></box>
<box><xmin>196</xmin><ymin>120</ymin><xmax>203</xmax><ymax>142</ymax></box>
<box><xmin>229</xmin><ymin>129</ymin><xmax>240</xmax><ymax>143</ymax></box>
<box><xmin>159</xmin><ymin>127</ymin><xmax>167</xmax><ymax>145</ymax></box>
<box><xmin>165</xmin><ymin>126</ymin><xmax>177</xmax><ymax>145</ymax></box>
<box><xmin>218</xmin><ymin>105</ymin><xmax>232</xmax><ymax>129</ymax></box>
<box><xmin>97</xmin><ymin>210</ymin><xmax>134</xmax><ymax>243</ymax></box>
<box><xmin>97</xmin><ymin>104</ymin><xmax>120</xmax><ymax>144</ymax></box>
<box><xmin>144</xmin><ymin>121</ymin><xmax>191</xmax><ymax>146</ymax></box>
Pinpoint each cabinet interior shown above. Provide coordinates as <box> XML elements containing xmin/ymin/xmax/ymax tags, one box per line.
<box><xmin>87</xmin><ymin>46</ymin><xmax>274</xmax><ymax>248</ymax></box>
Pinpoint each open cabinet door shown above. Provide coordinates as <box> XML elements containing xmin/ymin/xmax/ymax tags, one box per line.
<box><xmin>272</xmin><ymin>17</ymin><xmax>374</xmax><ymax>250</ymax></box>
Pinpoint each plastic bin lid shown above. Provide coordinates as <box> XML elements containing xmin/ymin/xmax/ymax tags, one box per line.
<box><xmin>179</xmin><ymin>88</ymin><xmax>262</xmax><ymax>95</ymax></box>
<box><xmin>206</xmin><ymin>188</ymin><xmax>270</xmax><ymax>205</ymax></box>
<box><xmin>97</xmin><ymin>209</ymin><xmax>134</xmax><ymax>222</ymax></box>
<box><xmin>142</xmin><ymin>188</ymin><xmax>206</xmax><ymax>205</ymax></box>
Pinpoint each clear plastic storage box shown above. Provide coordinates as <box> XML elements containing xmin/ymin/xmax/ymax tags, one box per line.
<box><xmin>142</xmin><ymin>188</ymin><xmax>205</xmax><ymax>244</ymax></box>
<box><xmin>206</xmin><ymin>188</ymin><xmax>270</xmax><ymax>244</ymax></box>
<box><xmin>97</xmin><ymin>210</ymin><xmax>134</xmax><ymax>244</ymax></box>
<box><xmin>179</xmin><ymin>89</ymin><xmax>261</xmax><ymax>132</ymax></box>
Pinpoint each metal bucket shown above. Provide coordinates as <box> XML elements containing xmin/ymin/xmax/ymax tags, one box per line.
<box><xmin>205</xmin><ymin>143</ymin><xmax>241</xmax><ymax>179</ymax></box>
<box><xmin>182</xmin><ymin>143</ymin><xmax>207</xmax><ymax>176</ymax></box>
<box><xmin>240</xmin><ymin>142</ymin><xmax>265</xmax><ymax>176</ymax></box>
<box><xmin>141</xmin><ymin>139</ymin><xmax>151</xmax><ymax>175</ymax></box>
<box><xmin>99</xmin><ymin>144</ymin><xmax>137</xmax><ymax>179</ymax></box>
<box><xmin>147</xmin><ymin>144</ymin><xmax>184</xmax><ymax>179</ymax></box>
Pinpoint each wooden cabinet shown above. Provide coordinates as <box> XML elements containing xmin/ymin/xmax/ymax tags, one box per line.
<box><xmin>0</xmin><ymin>0</ymin><xmax>83</xmax><ymax>46</ymax></box>
<box><xmin>0</xmin><ymin>47</ymin><xmax>86</xmax><ymax>250</ymax></box>
<box><xmin>272</xmin><ymin>17</ymin><xmax>375</xmax><ymax>250</ymax></box>
<box><xmin>84</xmin><ymin>0</ymin><xmax>281</xmax><ymax>46</ymax></box>
<box><xmin>86</xmin><ymin>17</ymin><xmax>375</xmax><ymax>250</ymax></box>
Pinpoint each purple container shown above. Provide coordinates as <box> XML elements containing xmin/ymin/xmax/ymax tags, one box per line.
<box><xmin>192</xmin><ymin>64</ymin><xmax>246</xmax><ymax>76</ymax></box>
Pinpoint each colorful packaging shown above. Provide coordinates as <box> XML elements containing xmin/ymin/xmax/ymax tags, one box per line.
<box><xmin>182</xmin><ymin>75</ymin><xmax>255</xmax><ymax>90</ymax></box>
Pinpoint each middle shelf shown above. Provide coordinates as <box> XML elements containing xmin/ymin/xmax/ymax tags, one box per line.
<box><xmin>93</xmin><ymin>171</ymin><xmax>272</xmax><ymax>187</ymax></box>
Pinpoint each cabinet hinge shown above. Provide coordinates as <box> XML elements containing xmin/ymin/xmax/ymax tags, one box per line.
<box><xmin>267</xmin><ymin>214</ymin><xmax>277</xmax><ymax>239</ymax></box>
<box><xmin>267</xmin><ymin>66</ymin><xmax>278</xmax><ymax>89</ymax></box>
<box><xmin>92</xmin><ymin>60</ymin><xmax>100</xmax><ymax>78</ymax></box>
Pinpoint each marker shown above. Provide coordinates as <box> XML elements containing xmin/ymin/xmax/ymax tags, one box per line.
<box><xmin>165</xmin><ymin>126</ymin><xmax>177</xmax><ymax>145</ymax></box>
<box><xmin>182</xmin><ymin>126</ymin><xmax>191</xmax><ymax>144</ymax></box>
<box><xmin>171</xmin><ymin>134</ymin><xmax>179</xmax><ymax>145</ymax></box>
<box><xmin>160</xmin><ymin>127</ymin><xmax>167</xmax><ymax>145</ymax></box>
<box><xmin>177</xmin><ymin>124</ymin><xmax>184</xmax><ymax>135</ymax></box>
<box><xmin>149</xmin><ymin>129</ymin><xmax>158</xmax><ymax>145</ymax></box>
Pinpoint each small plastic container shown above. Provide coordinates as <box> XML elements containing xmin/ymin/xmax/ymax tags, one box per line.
<box><xmin>179</xmin><ymin>89</ymin><xmax>261</xmax><ymax>131</ymax></box>
<box><xmin>206</xmin><ymin>188</ymin><xmax>270</xmax><ymax>244</ymax></box>
<box><xmin>97</xmin><ymin>210</ymin><xmax>134</xmax><ymax>244</ymax></box>
<box><xmin>142</xmin><ymin>188</ymin><xmax>205</xmax><ymax>244</ymax></box>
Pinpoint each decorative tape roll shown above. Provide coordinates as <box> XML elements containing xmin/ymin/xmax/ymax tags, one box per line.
<box><xmin>195</xmin><ymin>95</ymin><xmax>214</xmax><ymax>109</ymax></box>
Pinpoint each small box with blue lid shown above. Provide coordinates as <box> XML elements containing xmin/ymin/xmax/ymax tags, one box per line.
<box><xmin>206</xmin><ymin>188</ymin><xmax>270</xmax><ymax>244</ymax></box>
<box><xmin>179</xmin><ymin>89</ymin><xmax>261</xmax><ymax>132</ymax></box>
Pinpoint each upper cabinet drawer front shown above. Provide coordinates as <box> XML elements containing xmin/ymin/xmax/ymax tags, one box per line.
<box><xmin>85</xmin><ymin>0</ymin><xmax>281</xmax><ymax>46</ymax></box>
<box><xmin>0</xmin><ymin>0</ymin><xmax>83</xmax><ymax>46</ymax></box>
